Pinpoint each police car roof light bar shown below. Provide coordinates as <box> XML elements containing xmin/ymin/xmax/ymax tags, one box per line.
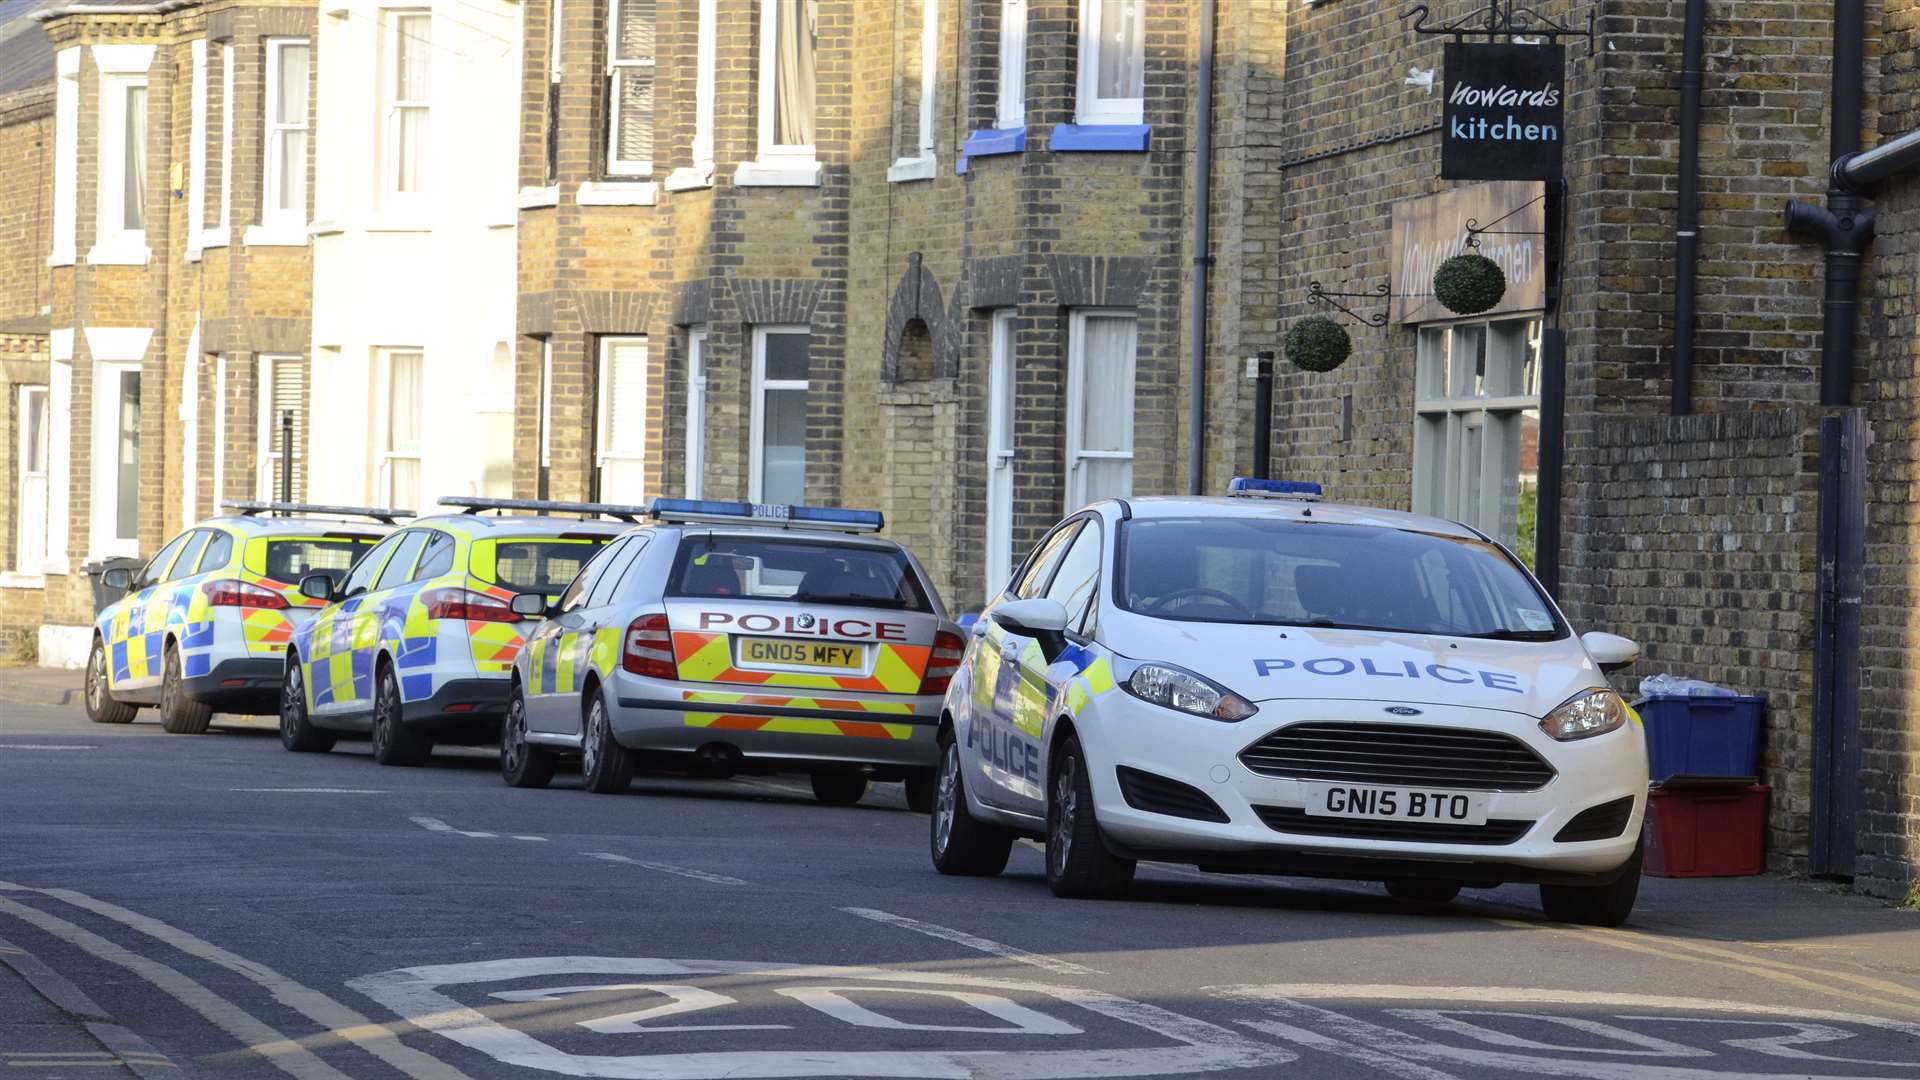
<box><xmin>1227</xmin><ymin>477</ymin><xmax>1324</xmax><ymax>501</ymax></box>
<box><xmin>222</xmin><ymin>501</ymin><xmax>414</xmax><ymax>525</ymax></box>
<box><xmin>435</xmin><ymin>496</ymin><xmax>651</xmax><ymax>522</ymax></box>
<box><xmin>645</xmin><ymin>497</ymin><xmax>885</xmax><ymax>534</ymax></box>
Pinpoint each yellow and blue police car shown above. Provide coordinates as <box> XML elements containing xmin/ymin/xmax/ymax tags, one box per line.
<box><xmin>277</xmin><ymin>498</ymin><xmax>632</xmax><ymax>765</ymax></box>
<box><xmin>498</xmin><ymin>498</ymin><xmax>965</xmax><ymax>808</ymax></box>
<box><xmin>85</xmin><ymin>503</ymin><xmax>397</xmax><ymax>733</ymax></box>
<box><xmin>933</xmin><ymin>478</ymin><xmax>1652</xmax><ymax>927</ymax></box>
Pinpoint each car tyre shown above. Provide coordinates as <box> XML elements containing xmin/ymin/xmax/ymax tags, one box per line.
<box><xmin>159</xmin><ymin>643</ymin><xmax>214</xmax><ymax>735</ymax></box>
<box><xmin>903</xmin><ymin>768</ymin><xmax>936</xmax><ymax>814</ymax></box>
<box><xmin>370</xmin><ymin>664</ymin><xmax>432</xmax><ymax>767</ymax></box>
<box><xmin>1385</xmin><ymin>879</ymin><xmax>1463</xmax><ymax>904</ymax></box>
<box><xmin>1540</xmin><ymin>842</ymin><xmax>1643</xmax><ymax>927</ymax></box>
<box><xmin>929</xmin><ymin>733</ymin><xmax>1013</xmax><ymax>876</ymax></box>
<box><xmin>579</xmin><ymin>689</ymin><xmax>636</xmax><ymax>794</ymax></box>
<box><xmin>501</xmin><ymin>688</ymin><xmax>555</xmax><ymax>789</ymax></box>
<box><xmin>811</xmin><ymin>770</ymin><xmax>869</xmax><ymax>807</ymax></box>
<box><xmin>84</xmin><ymin>638</ymin><xmax>137</xmax><ymax>725</ymax></box>
<box><xmin>1045</xmin><ymin>734</ymin><xmax>1135</xmax><ymax>900</ymax></box>
<box><xmin>279</xmin><ymin>660</ymin><xmax>335</xmax><ymax>753</ymax></box>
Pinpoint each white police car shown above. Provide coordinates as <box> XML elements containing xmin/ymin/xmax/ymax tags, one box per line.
<box><xmin>932</xmin><ymin>479</ymin><xmax>1650</xmax><ymax>926</ymax></box>
<box><xmin>500</xmin><ymin>499</ymin><xmax>963</xmax><ymax>807</ymax></box>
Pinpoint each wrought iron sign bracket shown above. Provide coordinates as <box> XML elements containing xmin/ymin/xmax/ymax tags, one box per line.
<box><xmin>1464</xmin><ymin>189</ymin><xmax>1550</xmax><ymax>250</ymax></box>
<box><xmin>1307</xmin><ymin>281</ymin><xmax>1392</xmax><ymax>328</ymax></box>
<box><xmin>1401</xmin><ymin>0</ymin><xmax>1598</xmax><ymax>56</ymax></box>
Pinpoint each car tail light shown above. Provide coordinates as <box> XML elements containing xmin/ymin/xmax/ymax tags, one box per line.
<box><xmin>422</xmin><ymin>587</ymin><xmax>521</xmax><ymax>623</ymax></box>
<box><xmin>919</xmin><ymin>630</ymin><xmax>967</xmax><ymax>696</ymax></box>
<box><xmin>202</xmin><ymin>579</ymin><xmax>287</xmax><ymax>610</ymax></box>
<box><xmin>623</xmin><ymin>612</ymin><xmax>678</xmax><ymax>679</ymax></box>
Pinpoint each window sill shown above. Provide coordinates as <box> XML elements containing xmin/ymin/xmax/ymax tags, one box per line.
<box><xmin>199</xmin><ymin>227</ymin><xmax>229</xmax><ymax>250</ymax></box>
<box><xmin>243</xmin><ymin>224</ymin><xmax>310</xmax><ymax>248</ymax></box>
<box><xmin>518</xmin><ymin>184</ymin><xmax>560</xmax><ymax>209</ymax></box>
<box><xmin>577</xmin><ymin>180</ymin><xmax>659</xmax><ymax>206</ymax></box>
<box><xmin>887</xmin><ymin>154</ymin><xmax>937</xmax><ymax>183</ymax></box>
<box><xmin>0</xmin><ymin>572</ymin><xmax>45</xmax><ymax>590</ymax></box>
<box><xmin>1051</xmin><ymin>123</ymin><xmax>1152</xmax><ymax>152</ymax></box>
<box><xmin>39</xmin><ymin>559</ymin><xmax>69</xmax><ymax>577</ymax></box>
<box><xmin>185</xmin><ymin>245</ymin><xmax>202</xmax><ymax>263</ymax></box>
<box><xmin>363</xmin><ymin>220</ymin><xmax>432</xmax><ymax>234</ymax></box>
<box><xmin>46</xmin><ymin>249</ymin><xmax>74</xmax><ymax>268</ymax></box>
<box><xmin>85</xmin><ymin>243</ymin><xmax>152</xmax><ymax>266</ymax></box>
<box><xmin>956</xmin><ymin>127</ymin><xmax>1026</xmax><ymax>175</ymax></box>
<box><xmin>734</xmin><ymin>159</ymin><xmax>821</xmax><ymax>187</ymax></box>
<box><xmin>663</xmin><ymin>165</ymin><xmax>714</xmax><ymax>192</ymax></box>
<box><xmin>307</xmin><ymin>220</ymin><xmax>346</xmax><ymax>237</ymax></box>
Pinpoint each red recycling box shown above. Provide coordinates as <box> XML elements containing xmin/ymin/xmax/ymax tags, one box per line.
<box><xmin>1643</xmin><ymin>784</ymin><xmax>1770</xmax><ymax>878</ymax></box>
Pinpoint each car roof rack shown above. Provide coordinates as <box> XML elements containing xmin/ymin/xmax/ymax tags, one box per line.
<box><xmin>646</xmin><ymin>497</ymin><xmax>885</xmax><ymax>534</ymax></box>
<box><xmin>436</xmin><ymin>496</ymin><xmax>650</xmax><ymax>523</ymax></box>
<box><xmin>222</xmin><ymin>501</ymin><xmax>412</xmax><ymax>525</ymax></box>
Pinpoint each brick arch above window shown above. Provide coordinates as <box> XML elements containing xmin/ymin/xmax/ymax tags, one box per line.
<box><xmin>882</xmin><ymin>253</ymin><xmax>961</xmax><ymax>383</ymax></box>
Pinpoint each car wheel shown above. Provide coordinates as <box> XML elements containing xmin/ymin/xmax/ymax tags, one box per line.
<box><xmin>929</xmin><ymin>733</ymin><xmax>1013</xmax><ymax>876</ymax></box>
<box><xmin>1540</xmin><ymin>842</ymin><xmax>1643</xmax><ymax>927</ymax></box>
<box><xmin>279</xmin><ymin>660</ymin><xmax>335</xmax><ymax>753</ymax></box>
<box><xmin>1045</xmin><ymin>734</ymin><xmax>1135</xmax><ymax>900</ymax></box>
<box><xmin>370</xmin><ymin>665</ymin><xmax>432</xmax><ymax>767</ymax></box>
<box><xmin>811</xmin><ymin>770</ymin><xmax>869</xmax><ymax>807</ymax></box>
<box><xmin>501</xmin><ymin>689</ymin><xmax>555</xmax><ymax>789</ymax></box>
<box><xmin>579</xmin><ymin>690</ymin><xmax>635</xmax><ymax>794</ymax></box>
<box><xmin>903</xmin><ymin>768</ymin><xmax>937</xmax><ymax>814</ymax></box>
<box><xmin>84</xmin><ymin>638</ymin><xmax>137</xmax><ymax>725</ymax></box>
<box><xmin>1385</xmin><ymin>879</ymin><xmax>1463</xmax><ymax>904</ymax></box>
<box><xmin>159</xmin><ymin>643</ymin><xmax>214</xmax><ymax>735</ymax></box>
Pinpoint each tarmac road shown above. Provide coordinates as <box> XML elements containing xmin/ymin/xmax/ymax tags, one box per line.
<box><xmin>3</xmin><ymin>696</ymin><xmax>1919</xmax><ymax>1079</ymax></box>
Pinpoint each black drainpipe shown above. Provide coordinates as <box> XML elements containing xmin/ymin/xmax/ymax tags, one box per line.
<box><xmin>1187</xmin><ymin>0</ymin><xmax>1217</xmax><ymax>495</ymax></box>
<box><xmin>1671</xmin><ymin>0</ymin><xmax>1706</xmax><ymax>415</ymax></box>
<box><xmin>1786</xmin><ymin>0</ymin><xmax>1873</xmax><ymax>407</ymax></box>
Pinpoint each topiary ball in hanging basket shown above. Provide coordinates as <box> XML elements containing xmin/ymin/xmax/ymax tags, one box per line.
<box><xmin>1285</xmin><ymin>315</ymin><xmax>1352</xmax><ymax>373</ymax></box>
<box><xmin>1433</xmin><ymin>253</ymin><xmax>1507</xmax><ymax>315</ymax></box>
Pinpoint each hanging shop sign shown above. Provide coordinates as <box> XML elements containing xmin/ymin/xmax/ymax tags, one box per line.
<box><xmin>1441</xmin><ymin>42</ymin><xmax>1565</xmax><ymax>181</ymax></box>
<box><xmin>1391</xmin><ymin>180</ymin><xmax>1546</xmax><ymax>324</ymax></box>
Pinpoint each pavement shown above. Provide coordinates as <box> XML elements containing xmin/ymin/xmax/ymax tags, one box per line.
<box><xmin>3</xmin><ymin>695</ymin><xmax>1919</xmax><ymax>1079</ymax></box>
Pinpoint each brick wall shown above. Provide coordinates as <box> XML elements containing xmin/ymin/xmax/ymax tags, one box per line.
<box><xmin>0</xmin><ymin>87</ymin><xmax>53</xmax><ymax>328</ymax></box>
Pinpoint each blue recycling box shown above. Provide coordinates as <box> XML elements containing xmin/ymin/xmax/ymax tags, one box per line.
<box><xmin>1634</xmin><ymin>694</ymin><xmax>1766</xmax><ymax>783</ymax></box>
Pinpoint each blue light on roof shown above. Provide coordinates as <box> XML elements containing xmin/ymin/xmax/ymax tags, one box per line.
<box><xmin>1228</xmin><ymin>477</ymin><xmax>1324</xmax><ymax>500</ymax></box>
<box><xmin>645</xmin><ymin>498</ymin><xmax>885</xmax><ymax>532</ymax></box>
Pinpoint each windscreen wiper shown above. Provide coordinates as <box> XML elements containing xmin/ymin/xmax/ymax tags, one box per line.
<box><xmin>1464</xmin><ymin>628</ymin><xmax>1561</xmax><ymax>641</ymax></box>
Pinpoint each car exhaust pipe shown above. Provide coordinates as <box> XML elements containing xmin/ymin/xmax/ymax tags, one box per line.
<box><xmin>693</xmin><ymin>742</ymin><xmax>742</xmax><ymax>778</ymax></box>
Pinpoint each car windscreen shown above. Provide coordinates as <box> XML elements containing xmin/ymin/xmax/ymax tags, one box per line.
<box><xmin>1115</xmin><ymin>517</ymin><xmax>1562</xmax><ymax>640</ymax></box>
<box><xmin>263</xmin><ymin>538</ymin><xmax>379</xmax><ymax>585</ymax></box>
<box><xmin>668</xmin><ymin>536</ymin><xmax>932</xmax><ymax>612</ymax></box>
<box><xmin>488</xmin><ymin>538</ymin><xmax>610</xmax><ymax>595</ymax></box>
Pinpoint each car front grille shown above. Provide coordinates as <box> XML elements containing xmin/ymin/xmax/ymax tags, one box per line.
<box><xmin>1116</xmin><ymin>766</ymin><xmax>1230</xmax><ymax>823</ymax></box>
<box><xmin>1239</xmin><ymin>722</ymin><xmax>1556</xmax><ymax>792</ymax></box>
<box><xmin>1254</xmin><ymin>806</ymin><xmax>1534</xmax><ymax>846</ymax></box>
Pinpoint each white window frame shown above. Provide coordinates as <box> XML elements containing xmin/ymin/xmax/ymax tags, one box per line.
<box><xmin>1075</xmin><ymin>0</ymin><xmax>1143</xmax><ymax>126</ymax></box>
<box><xmin>208</xmin><ymin>43</ymin><xmax>234</xmax><ymax>247</ymax></box>
<box><xmin>666</xmin><ymin>0</ymin><xmax>717</xmax><ymax>190</ymax></box>
<box><xmin>538</xmin><ymin>338</ymin><xmax>554</xmax><ymax>470</ymax></box>
<box><xmin>606</xmin><ymin>0</ymin><xmax>655</xmax><ymax>178</ymax></box>
<box><xmin>1411</xmin><ymin>314</ymin><xmax>1544</xmax><ymax>555</ymax></box>
<box><xmin>997</xmin><ymin>0</ymin><xmax>1026</xmax><ymax>128</ymax></box>
<box><xmin>887</xmin><ymin>0</ymin><xmax>938</xmax><ymax>182</ymax></box>
<box><xmin>685</xmin><ymin>327</ymin><xmax>706</xmax><ymax>498</ymax></box>
<box><xmin>738</xmin><ymin>0</ymin><xmax>820</xmax><ymax>187</ymax></box>
<box><xmin>383</xmin><ymin>11</ymin><xmax>432</xmax><ymax>205</ymax></box>
<box><xmin>749</xmin><ymin>326</ymin><xmax>809</xmax><ymax>504</ymax></box>
<box><xmin>49</xmin><ymin>49</ymin><xmax>78</xmax><ymax>266</ymax></box>
<box><xmin>185</xmin><ymin>41</ymin><xmax>207</xmax><ymax>261</ymax></box>
<box><xmin>90</xmin><ymin>361</ymin><xmax>144</xmax><ymax>558</ymax></box>
<box><xmin>1064</xmin><ymin>309</ymin><xmax>1136</xmax><ymax>512</ymax></box>
<box><xmin>90</xmin><ymin>61</ymin><xmax>153</xmax><ymax>265</ymax></box>
<box><xmin>211</xmin><ymin>353</ymin><xmax>228</xmax><ymax>507</ymax></box>
<box><xmin>375</xmin><ymin>348</ymin><xmax>425</xmax><ymax>510</ymax></box>
<box><xmin>16</xmin><ymin>385</ymin><xmax>50</xmax><ymax>574</ymax></box>
<box><xmin>984</xmin><ymin>310</ymin><xmax>1016</xmax><ymax>601</ymax></box>
<box><xmin>254</xmin><ymin>355</ymin><xmax>302</xmax><ymax>501</ymax></box>
<box><xmin>596</xmin><ymin>336</ymin><xmax>649</xmax><ymax>502</ymax></box>
<box><xmin>261</xmin><ymin>38</ymin><xmax>311</xmax><ymax>233</ymax></box>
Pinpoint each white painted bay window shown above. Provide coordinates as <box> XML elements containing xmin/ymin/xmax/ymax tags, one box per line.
<box><xmin>1065</xmin><ymin>310</ymin><xmax>1135</xmax><ymax>510</ymax></box>
<box><xmin>1076</xmin><ymin>0</ymin><xmax>1143</xmax><ymax>125</ymax></box>
<box><xmin>263</xmin><ymin>39</ymin><xmax>311</xmax><ymax>231</ymax></box>
<box><xmin>91</xmin><ymin>362</ymin><xmax>143</xmax><ymax>557</ymax></box>
<box><xmin>1413</xmin><ymin>317</ymin><xmax>1544</xmax><ymax>567</ymax></box>
<box><xmin>607</xmin><ymin>0</ymin><xmax>655</xmax><ymax>177</ymax></box>
<box><xmin>684</xmin><ymin>327</ymin><xmax>706</xmax><ymax>498</ymax></box>
<box><xmin>254</xmin><ymin>356</ymin><xmax>306</xmax><ymax>501</ymax></box>
<box><xmin>750</xmin><ymin>327</ymin><xmax>809</xmax><ymax>505</ymax></box>
<box><xmin>385</xmin><ymin>12</ymin><xmax>432</xmax><ymax>201</ymax></box>
<box><xmin>596</xmin><ymin>337</ymin><xmax>648</xmax><ymax>502</ymax></box>
<box><xmin>739</xmin><ymin>0</ymin><xmax>819</xmax><ymax>186</ymax></box>
<box><xmin>887</xmin><ymin>0</ymin><xmax>937</xmax><ymax>181</ymax></box>
<box><xmin>377</xmin><ymin>349</ymin><xmax>424</xmax><ymax>510</ymax></box>
<box><xmin>998</xmin><ymin>0</ymin><xmax>1026</xmax><ymax>128</ymax></box>
<box><xmin>16</xmin><ymin>386</ymin><xmax>49</xmax><ymax>572</ymax></box>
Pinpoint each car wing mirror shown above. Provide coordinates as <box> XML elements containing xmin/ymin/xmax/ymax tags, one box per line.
<box><xmin>298</xmin><ymin>573</ymin><xmax>339</xmax><ymax>603</ymax></box>
<box><xmin>101</xmin><ymin>567</ymin><xmax>133</xmax><ymax>591</ymax></box>
<box><xmin>509</xmin><ymin>592</ymin><xmax>549</xmax><ymax>617</ymax></box>
<box><xmin>990</xmin><ymin>597</ymin><xmax>1072</xmax><ymax>663</ymax></box>
<box><xmin>1581</xmin><ymin>631</ymin><xmax>1640</xmax><ymax>674</ymax></box>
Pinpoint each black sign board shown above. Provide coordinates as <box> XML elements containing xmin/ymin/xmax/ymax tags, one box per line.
<box><xmin>1441</xmin><ymin>42</ymin><xmax>1565</xmax><ymax>181</ymax></box>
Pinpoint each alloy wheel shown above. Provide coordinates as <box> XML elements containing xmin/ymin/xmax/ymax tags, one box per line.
<box><xmin>583</xmin><ymin>700</ymin><xmax>603</xmax><ymax>775</ymax></box>
<box><xmin>933</xmin><ymin>742</ymin><xmax>959</xmax><ymax>857</ymax></box>
<box><xmin>86</xmin><ymin>648</ymin><xmax>104</xmax><ymax>712</ymax></box>
<box><xmin>1050</xmin><ymin>754</ymin><xmax>1077</xmax><ymax>877</ymax></box>
<box><xmin>282</xmin><ymin>667</ymin><xmax>303</xmax><ymax>740</ymax></box>
<box><xmin>503</xmin><ymin>700</ymin><xmax>526</xmax><ymax>775</ymax></box>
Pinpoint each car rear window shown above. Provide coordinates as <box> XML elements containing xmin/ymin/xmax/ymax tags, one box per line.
<box><xmin>489</xmin><ymin>539</ymin><xmax>609</xmax><ymax>594</ymax></box>
<box><xmin>263</xmin><ymin>538</ymin><xmax>379</xmax><ymax>585</ymax></box>
<box><xmin>668</xmin><ymin>537</ymin><xmax>931</xmax><ymax>612</ymax></box>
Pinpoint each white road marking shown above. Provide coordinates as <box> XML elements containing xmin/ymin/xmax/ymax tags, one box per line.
<box><xmin>348</xmin><ymin>956</ymin><xmax>1293</xmax><ymax>1079</ymax></box>
<box><xmin>838</xmin><ymin>907</ymin><xmax>1105</xmax><ymax>977</ymax></box>
<box><xmin>774</xmin><ymin>985</ymin><xmax>1084</xmax><ymax>1035</ymax></box>
<box><xmin>1236</xmin><ymin>1018</ymin><xmax>1463</xmax><ymax>1080</ymax></box>
<box><xmin>1388</xmin><ymin>1009</ymin><xmax>1711</xmax><ymax>1057</ymax></box>
<box><xmin>12</xmin><ymin>884</ymin><xmax>476</xmax><ymax>1080</ymax></box>
<box><xmin>0</xmin><ymin>744</ymin><xmax>97</xmax><ymax>751</ymax></box>
<box><xmin>490</xmin><ymin>983</ymin><xmax>789</xmax><ymax>1033</ymax></box>
<box><xmin>237</xmin><ymin>788</ymin><xmax>385</xmax><ymax>794</ymax></box>
<box><xmin>410</xmin><ymin>815</ymin><xmax>497</xmax><ymax>839</ymax></box>
<box><xmin>582</xmin><ymin>852</ymin><xmax>747</xmax><ymax>886</ymax></box>
<box><xmin>1616</xmin><ymin>1016</ymin><xmax>1920</xmax><ymax>1067</ymax></box>
<box><xmin>512</xmin><ymin>835</ymin><xmax>550</xmax><ymax>842</ymax></box>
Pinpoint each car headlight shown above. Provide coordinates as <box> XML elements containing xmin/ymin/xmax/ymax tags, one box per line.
<box><xmin>1123</xmin><ymin>663</ymin><xmax>1258</xmax><ymax>721</ymax></box>
<box><xmin>1540</xmin><ymin>688</ymin><xmax>1629</xmax><ymax>741</ymax></box>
